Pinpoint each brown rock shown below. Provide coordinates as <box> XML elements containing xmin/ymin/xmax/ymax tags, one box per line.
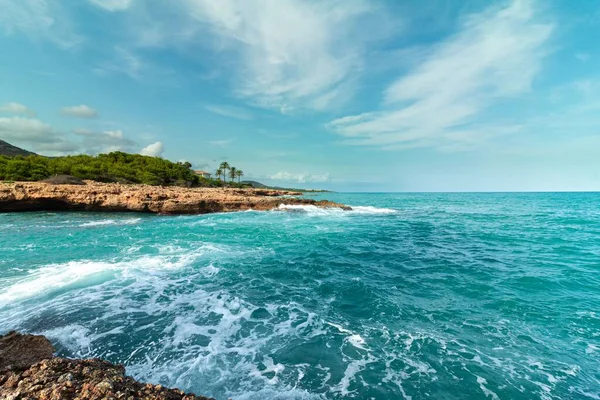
<box><xmin>0</xmin><ymin>181</ymin><xmax>351</xmax><ymax>214</ymax></box>
<box><xmin>0</xmin><ymin>331</ymin><xmax>55</xmax><ymax>371</ymax></box>
<box><xmin>41</xmin><ymin>175</ymin><xmax>86</xmax><ymax>185</ymax></box>
<box><xmin>0</xmin><ymin>334</ymin><xmax>214</xmax><ymax>400</ymax></box>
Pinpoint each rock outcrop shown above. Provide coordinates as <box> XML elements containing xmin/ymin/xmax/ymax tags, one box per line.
<box><xmin>0</xmin><ymin>181</ymin><xmax>351</xmax><ymax>214</ymax></box>
<box><xmin>41</xmin><ymin>175</ymin><xmax>86</xmax><ymax>185</ymax></box>
<box><xmin>0</xmin><ymin>331</ymin><xmax>213</xmax><ymax>400</ymax></box>
<box><xmin>0</xmin><ymin>331</ymin><xmax>55</xmax><ymax>371</ymax></box>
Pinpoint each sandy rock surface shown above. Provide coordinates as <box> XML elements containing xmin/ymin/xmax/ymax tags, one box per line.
<box><xmin>0</xmin><ymin>181</ymin><xmax>350</xmax><ymax>214</ymax></box>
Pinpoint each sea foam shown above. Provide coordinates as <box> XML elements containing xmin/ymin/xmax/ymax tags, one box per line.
<box><xmin>277</xmin><ymin>204</ymin><xmax>397</xmax><ymax>215</ymax></box>
<box><xmin>79</xmin><ymin>218</ymin><xmax>142</xmax><ymax>227</ymax></box>
<box><xmin>0</xmin><ymin>243</ymin><xmax>227</xmax><ymax>306</ymax></box>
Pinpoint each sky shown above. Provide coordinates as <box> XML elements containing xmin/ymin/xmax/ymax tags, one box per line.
<box><xmin>0</xmin><ymin>0</ymin><xmax>599</xmax><ymax>192</ymax></box>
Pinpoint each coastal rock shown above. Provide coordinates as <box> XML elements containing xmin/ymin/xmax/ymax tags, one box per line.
<box><xmin>0</xmin><ymin>331</ymin><xmax>54</xmax><ymax>371</ymax></box>
<box><xmin>0</xmin><ymin>332</ymin><xmax>214</xmax><ymax>400</ymax></box>
<box><xmin>0</xmin><ymin>181</ymin><xmax>350</xmax><ymax>214</ymax></box>
<box><xmin>41</xmin><ymin>175</ymin><xmax>86</xmax><ymax>185</ymax></box>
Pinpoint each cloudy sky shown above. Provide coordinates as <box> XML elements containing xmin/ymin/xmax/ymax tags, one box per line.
<box><xmin>0</xmin><ymin>0</ymin><xmax>599</xmax><ymax>191</ymax></box>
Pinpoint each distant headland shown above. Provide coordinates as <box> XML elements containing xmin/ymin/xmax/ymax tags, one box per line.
<box><xmin>0</xmin><ymin>140</ymin><xmax>345</xmax><ymax>214</ymax></box>
<box><xmin>0</xmin><ymin>139</ymin><xmax>329</xmax><ymax>192</ymax></box>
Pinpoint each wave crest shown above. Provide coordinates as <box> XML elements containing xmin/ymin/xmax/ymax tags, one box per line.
<box><xmin>277</xmin><ymin>204</ymin><xmax>396</xmax><ymax>215</ymax></box>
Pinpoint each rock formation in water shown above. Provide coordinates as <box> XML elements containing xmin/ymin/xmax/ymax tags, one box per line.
<box><xmin>0</xmin><ymin>181</ymin><xmax>350</xmax><ymax>214</ymax></box>
<box><xmin>0</xmin><ymin>331</ymin><xmax>213</xmax><ymax>400</ymax></box>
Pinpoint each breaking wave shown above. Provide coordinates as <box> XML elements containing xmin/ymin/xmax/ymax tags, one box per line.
<box><xmin>276</xmin><ymin>204</ymin><xmax>397</xmax><ymax>215</ymax></box>
<box><xmin>79</xmin><ymin>218</ymin><xmax>142</xmax><ymax>227</ymax></box>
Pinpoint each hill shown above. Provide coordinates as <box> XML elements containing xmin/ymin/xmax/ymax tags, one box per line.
<box><xmin>242</xmin><ymin>180</ymin><xmax>330</xmax><ymax>193</ymax></box>
<box><xmin>0</xmin><ymin>140</ymin><xmax>35</xmax><ymax>157</ymax></box>
<box><xmin>241</xmin><ymin>180</ymin><xmax>268</xmax><ymax>188</ymax></box>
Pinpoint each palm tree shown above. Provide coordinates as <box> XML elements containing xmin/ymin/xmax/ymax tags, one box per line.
<box><xmin>229</xmin><ymin>167</ymin><xmax>237</xmax><ymax>183</ymax></box>
<box><xmin>235</xmin><ymin>169</ymin><xmax>244</xmax><ymax>183</ymax></box>
<box><xmin>219</xmin><ymin>161</ymin><xmax>230</xmax><ymax>182</ymax></box>
<box><xmin>215</xmin><ymin>168</ymin><xmax>223</xmax><ymax>181</ymax></box>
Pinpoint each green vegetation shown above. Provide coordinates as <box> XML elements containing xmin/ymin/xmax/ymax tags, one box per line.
<box><xmin>217</xmin><ymin>162</ymin><xmax>244</xmax><ymax>184</ymax></box>
<box><xmin>0</xmin><ymin>152</ymin><xmax>244</xmax><ymax>187</ymax></box>
<box><xmin>236</xmin><ymin>169</ymin><xmax>244</xmax><ymax>183</ymax></box>
<box><xmin>0</xmin><ymin>143</ymin><xmax>329</xmax><ymax>191</ymax></box>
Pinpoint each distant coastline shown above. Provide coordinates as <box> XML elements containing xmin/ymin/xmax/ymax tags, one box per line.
<box><xmin>0</xmin><ymin>142</ymin><xmax>340</xmax><ymax>213</ymax></box>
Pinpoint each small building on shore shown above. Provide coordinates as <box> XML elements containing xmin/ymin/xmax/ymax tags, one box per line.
<box><xmin>194</xmin><ymin>170</ymin><xmax>211</xmax><ymax>179</ymax></box>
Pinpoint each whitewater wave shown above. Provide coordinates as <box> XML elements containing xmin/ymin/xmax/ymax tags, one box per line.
<box><xmin>11</xmin><ymin>262</ymin><xmax>377</xmax><ymax>400</ymax></box>
<box><xmin>0</xmin><ymin>243</ymin><xmax>228</xmax><ymax>306</ymax></box>
<box><xmin>277</xmin><ymin>204</ymin><xmax>397</xmax><ymax>215</ymax></box>
<box><xmin>79</xmin><ymin>218</ymin><xmax>142</xmax><ymax>227</ymax></box>
<box><xmin>350</xmin><ymin>205</ymin><xmax>397</xmax><ymax>214</ymax></box>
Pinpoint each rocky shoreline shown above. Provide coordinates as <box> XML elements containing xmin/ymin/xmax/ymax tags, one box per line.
<box><xmin>0</xmin><ymin>331</ymin><xmax>213</xmax><ymax>399</ymax></box>
<box><xmin>0</xmin><ymin>181</ymin><xmax>350</xmax><ymax>214</ymax></box>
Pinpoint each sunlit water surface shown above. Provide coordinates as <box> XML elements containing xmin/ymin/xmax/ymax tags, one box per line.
<box><xmin>1</xmin><ymin>193</ymin><xmax>599</xmax><ymax>399</ymax></box>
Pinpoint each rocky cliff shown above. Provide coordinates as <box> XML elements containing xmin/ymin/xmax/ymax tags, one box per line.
<box><xmin>0</xmin><ymin>181</ymin><xmax>350</xmax><ymax>214</ymax></box>
<box><xmin>0</xmin><ymin>331</ymin><xmax>213</xmax><ymax>399</ymax></box>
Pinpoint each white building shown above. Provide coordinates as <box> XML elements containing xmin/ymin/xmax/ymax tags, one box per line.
<box><xmin>194</xmin><ymin>170</ymin><xmax>211</xmax><ymax>179</ymax></box>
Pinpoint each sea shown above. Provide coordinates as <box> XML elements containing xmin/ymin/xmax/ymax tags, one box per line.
<box><xmin>1</xmin><ymin>193</ymin><xmax>599</xmax><ymax>399</ymax></box>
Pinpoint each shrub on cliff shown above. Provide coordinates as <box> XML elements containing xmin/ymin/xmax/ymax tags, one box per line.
<box><xmin>0</xmin><ymin>152</ymin><xmax>201</xmax><ymax>186</ymax></box>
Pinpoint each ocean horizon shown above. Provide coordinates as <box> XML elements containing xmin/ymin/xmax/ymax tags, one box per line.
<box><xmin>1</xmin><ymin>192</ymin><xmax>599</xmax><ymax>399</ymax></box>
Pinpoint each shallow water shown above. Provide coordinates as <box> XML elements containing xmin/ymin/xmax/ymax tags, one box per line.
<box><xmin>1</xmin><ymin>193</ymin><xmax>599</xmax><ymax>399</ymax></box>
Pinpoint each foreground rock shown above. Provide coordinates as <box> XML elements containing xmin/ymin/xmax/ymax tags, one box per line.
<box><xmin>0</xmin><ymin>331</ymin><xmax>54</xmax><ymax>371</ymax></box>
<box><xmin>0</xmin><ymin>181</ymin><xmax>350</xmax><ymax>214</ymax></box>
<box><xmin>0</xmin><ymin>331</ymin><xmax>213</xmax><ymax>400</ymax></box>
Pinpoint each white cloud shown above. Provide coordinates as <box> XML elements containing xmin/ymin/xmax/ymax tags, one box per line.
<box><xmin>0</xmin><ymin>0</ymin><xmax>82</xmax><ymax>48</ymax></box>
<box><xmin>204</xmin><ymin>104</ymin><xmax>253</xmax><ymax>120</ymax></box>
<box><xmin>75</xmin><ymin>129</ymin><xmax>136</xmax><ymax>152</ymax></box>
<box><xmin>189</xmin><ymin>0</ymin><xmax>375</xmax><ymax>110</ymax></box>
<box><xmin>61</xmin><ymin>105</ymin><xmax>98</xmax><ymax>118</ymax></box>
<box><xmin>0</xmin><ymin>102</ymin><xmax>35</xmax><ymax>116</ymax></box>
<box><xmin>328</xmin><ymin>0</ymin><xmax>553</xmax><ymax>150</ymax></box>
<box><xmin>0</xmin><ymin>117</ymin><xmax>55</xmax><ymax>142</ymax></box>
<box><xmin>94</xmin><ymin>47</ymin><xmax>144</xmax><ymax>79</ymax></box>
<box><xmin>88</xmin><ymin>0</ymin><xmax>134</xmax><ymax>12</ymax></box>
<box><xmin>2</xmin><ymin>1</ymin><xmax>386</xmax><ymax>110</ymax></box>
<box><xmin>104</xmin><ymin>130</ymin><xmax>124</xmax><ymax>139</ymax></box>
<box><xmin>270</xmin><ymin>171</ymin><xmax>330</xmax><ymax>183</ymax></box>
<box><xmin>0</xmin><ymin>116</ymin><xmax>140</xmax><ymax>155</ymax></box>
<box><xmin>140</xmin><ymin>141</ymin><xmax>164</xmax><ymax>157</ymax></box>
<box><xmin>125</xmin><ymin>0</ymin><xmax>385</xmax><ymax>111</ymax></box>
<box><xmin>94</xmin><ymin>46</ymin><xmax>177</xmax><ymax>83</ymax></box>
<box><xmin>0</xmin><ymin>116</ymin><xmax>79</xmax><ymax>154</ymax></box>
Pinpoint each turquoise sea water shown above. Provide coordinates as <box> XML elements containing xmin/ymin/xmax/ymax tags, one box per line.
<box><xmin>1</xmin><ymin>193</ymin><xmax>599</xmax><ymax>399</ymax></box>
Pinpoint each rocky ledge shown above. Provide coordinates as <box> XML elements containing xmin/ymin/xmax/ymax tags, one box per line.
<box><xmin>0</xmin><ymin>181</ymin><xmax>350</xmax><ymax>214</ymax></box>
<box><xmin>0</xmin><ymin>331</ymin><xmax>213</xmax><ymax>400</ymax></box>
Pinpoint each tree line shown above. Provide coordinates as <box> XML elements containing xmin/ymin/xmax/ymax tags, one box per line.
<box><xmin>0</xmin><ymin>152</ymin><xmax>247</xmax><ymax>188</ymax></box>
<box><xmin>215</xmin><ymin>161</ymin><xmax>244</xmax><ymax>183</ymax></box>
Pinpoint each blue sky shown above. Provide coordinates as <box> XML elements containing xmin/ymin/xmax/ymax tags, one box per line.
<box><xmin>0</xmin><ymin>0</ymin><xmax>599</xmax><ymax>191</ymax></box>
